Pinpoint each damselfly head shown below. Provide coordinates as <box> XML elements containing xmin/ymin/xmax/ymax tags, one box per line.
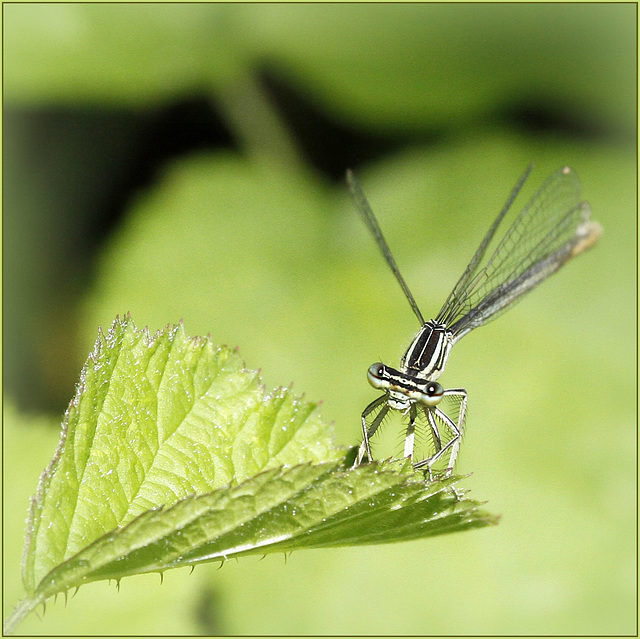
<box><xmin>367</xmin><ymin>363</ymin><xmax>444</xmax><ymax>407</ymax></box>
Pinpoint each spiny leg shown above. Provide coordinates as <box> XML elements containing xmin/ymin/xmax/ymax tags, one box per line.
<box><xmin>435</xmin><ymin>407</ymin><xmax>460</xmax><ymax>465</ymax></box>
<box><xmin>412</xmin><ymin>408</ymin><xmax>447</xmax><ymax>480</ymax></box>
<box><xmin>425</xmin><ymin>405</ymin><xmax>443</xmax><ymax>455</ymax></box>
<box><xmin>413</xmin><ymin>388</ymin><xmax>467</xmax><ymax>476</ymax></box>
<box><xmin>441</xmin><ymin>389</ymin><xmax>467</xmax><ymax>472</ymax></box>
<box><xmin>355</xmin><ymin>394</ymin><xmax>389</xmax><ymax>466</ymax></box>
<box><xmin>416</xmin><ymin>406</ymin><xmax>461</xmax><ymax>477</ymax></box>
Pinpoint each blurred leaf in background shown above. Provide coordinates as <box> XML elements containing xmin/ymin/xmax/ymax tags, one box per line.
<box><xmin>3</xmin><ymin>2</ymin><xmax>636</xmax><ymax>635</ymax></box>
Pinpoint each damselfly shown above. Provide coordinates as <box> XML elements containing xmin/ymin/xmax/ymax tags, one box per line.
<box><xmin>348</xmin><ymin>165</ymin><xmax>601</xmax><ymax>475</ymax></box>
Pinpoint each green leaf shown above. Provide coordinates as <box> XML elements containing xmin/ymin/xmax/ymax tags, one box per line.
<box><xmin>28</xmin><ymin>461</ymin><xmax>494</xmax><ymax>595</ymax></box>
<box><xmin>21</xmin><ymin>315</ymin><xmax>338</xmax><ymax>594</ymax></box>
<box><xmin>6</xmin><ymin>315</ymin><xmax>497</xmax><ymax>633</ymax></box>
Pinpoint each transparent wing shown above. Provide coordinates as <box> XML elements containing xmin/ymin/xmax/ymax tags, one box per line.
<box><xmin>436</xmin><ymin>167</ymin><xmax>601</xmax><ymax>340</ymax></box>
<box><xmin>347</xmin><ymin>170</ymin><xmax>425</xmax><ymax>325</ymax></box>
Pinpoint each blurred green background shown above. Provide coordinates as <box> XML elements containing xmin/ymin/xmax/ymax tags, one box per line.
<box><xmin>3</xmin><ymin>3</ymin><xmax>636</xmax><ymax>635</ymax></box>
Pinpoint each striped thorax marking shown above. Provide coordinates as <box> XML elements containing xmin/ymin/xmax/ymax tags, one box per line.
<box><xmin>401</xmin><ymin>320</ymin><xmax>453</xmax><ymax>380</ymax></box>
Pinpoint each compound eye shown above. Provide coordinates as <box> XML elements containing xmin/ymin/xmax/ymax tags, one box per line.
<box><xmin>427</xmin><ymin>382</ymin><xmax>444</xmax><ymax>397</ymax></box>
<box><xmin>418</xmin><ymin>381</ymin><xmax>444</xmax><ymax>406</ymax></box>
<box><xmin>367</xmin><ymin>363</ymin><xmax>387</xmax><ymax>389</ymax></box>
<box><xmin>368</xmin><ymin>363</ymin><xmax>385</xmax><ymax>379</ymax></box>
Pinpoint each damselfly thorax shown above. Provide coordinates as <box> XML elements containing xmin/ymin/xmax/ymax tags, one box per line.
<box><xmin>348</xmin><ymin>165</ymin><xmax>601</xmax><ymax>476</ymax></box>
<box><xmin>402</xmin><ymin>320</ymin><xmax>453</xmax><ymax>379</ymax></box>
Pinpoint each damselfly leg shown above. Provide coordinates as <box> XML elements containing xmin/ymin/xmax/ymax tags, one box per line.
<box><xmin>355</xmin><ymin>386</ymin><xmax>467</xmax><ymax>477</ymax></box>
<box><xmin>357</xmin><ymin>395</ymin><xmax>388</xmax><ymax>464</ymax></box>
<box><xmin>416</xmin><ymin>389</ymin><xmax>467</xmax><ymax>475</ymax></box>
